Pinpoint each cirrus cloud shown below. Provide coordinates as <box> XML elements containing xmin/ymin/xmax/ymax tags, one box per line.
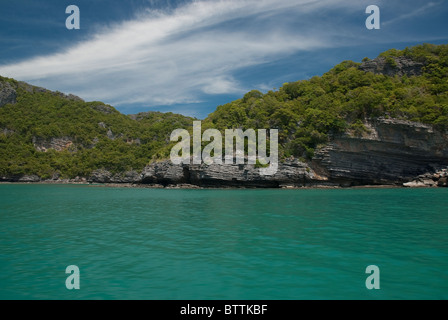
<box><xmin>0</xmin><ymin>0</ymin><xmax>360</xmax><ymax>113</ymax></box>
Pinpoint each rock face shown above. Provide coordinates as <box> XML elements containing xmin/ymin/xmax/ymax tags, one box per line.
<box><xmin>91</xmin><ymin>104</ymin><xmax>115</xmax><ymax>114</ymax></box>
<box><xmin>0</xmin><ymin>175</ymin><xmax>43</xmax><ymax>182</ymax></box>
<box><xmin>111</xmin><ymin>171</ymin><xmax>141</xmax><ymax>183</ymax></box>
<box><xmin>87</xmin><ymin>169</ymin><xmax>141</xmax><ymax>183</ymax></box>
<box><xmin>404</xmin><ymin>168</ymin><xmax>448</xmax><ymax>187</ymax></box>
<box><xmin>33</xmin><ymin>137</ymin><xmax>75</xmax><ymax>152</ymax></box>
<box><xmin>311</xmin><ymin>118</ymin><xmax>448</xmax><ymax>186</ymax></box>
<box><xmin>18</xmin><ymin>175</ymin><xmax>41</xmax><ymax>182</ymax></box>
<box><xmin>140</xmin><ymin>159</ymin><xmax>317</xmax><ymax>188</ymax></box>
<box><xmin>138</xmin><ymin>117</ymin><xmax>448</xmax><ymax>188</ymax></box>
<box><xmin>141</xmin><ymin>161</ymin><xmax>186</xmax><ymax>185</ymax></box>
<box><xmin>0</xmin><ymin>81</ymin><xmax>17</xmax><ymax>107</ymax></box>
<box><xmin>88</xmin><ymin>169</ymin><xmax>112</xmax><ymax>183</ymax></box>
<box><xmin>359</xmin><ymin>56</ymin><xmax>425</xmax><ymax>77</ymax></box>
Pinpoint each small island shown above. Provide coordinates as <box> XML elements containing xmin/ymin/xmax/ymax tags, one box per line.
<box><xmin>1</xmin><ymin>44</ymin><xmax>447</xmax><ymax>188</ymax></box>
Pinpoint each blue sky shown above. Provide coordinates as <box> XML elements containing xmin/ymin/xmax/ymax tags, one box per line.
<box><xmin>0</xmin><ymin>0</ymin><xmax>447</xmax><ymax>119</ymax></box>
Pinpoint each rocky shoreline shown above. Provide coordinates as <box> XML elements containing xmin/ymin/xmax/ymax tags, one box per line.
<box><xmin>2</xmin><ymin>118</ymin><xmax>447</xmax><ymax>189</ymax></box>
<box><xmin>2</xmin><ymin>164</ymin><xmax>447</xmax><ymax>189</ymax></box>
<box><xmin>403</xmin><ymin>168</ymin><xmax>448</xmax><ymax>188</ymax></box>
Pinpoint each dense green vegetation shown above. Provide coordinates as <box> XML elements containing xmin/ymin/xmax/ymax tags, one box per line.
<box><xmin>0</xmin><ymin>80</ymin><xmax>194</xmax><ymax>178</ymax></box>
<box><xmin>1</xmin><ymin>43</ymin><xmax>447</xmax><ymax>179</ymax></box>
<box><xmin>205</xmin><ymin>43</ymin><xmax>448</xmax><ymax>159</ymax></box>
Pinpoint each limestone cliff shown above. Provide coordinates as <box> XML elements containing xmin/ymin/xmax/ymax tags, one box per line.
<box><xmin>311</xmin><ymin>118</ymin><xmax>448</xmax><ymax>186</ymax></box>
<box><xmin>135</xmin><ymin>119</ymin><xmax>446</xmax><ymax>188</ymax></box>
<box><xmin>0</xmin><ymin>81</ymin><xmax>16</xmax><ymax>107</ymax></box>
<box><xmin>83</xmin><ymin>117</ymin><xmax>448</xmax><ymax>188</ymax></box>
<box><xmin>138</xmin><ymin>159</ymin><xmax>316</xmax><ymax>188</ymax></box>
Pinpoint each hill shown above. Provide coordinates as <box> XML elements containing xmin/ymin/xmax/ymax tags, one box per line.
<box><xmin>203</xmin><ymin>43</ymin><xmax>448</xmax><ymax>160</ymax></box>
<box><xmin>0</xmin><ymin>79</ymin><xmax>194</xmax><ymax>180</ymax></box>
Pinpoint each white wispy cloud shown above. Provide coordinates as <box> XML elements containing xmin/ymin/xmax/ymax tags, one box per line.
<box><xmin>0</xmin><ymin>0</ymin><xmax>357</xmax><ymax>111</ymax></box>
<box><xmin>382</xmin><ymin>1</ymin><xmax>442</xmax><ymax>26</ymax></box>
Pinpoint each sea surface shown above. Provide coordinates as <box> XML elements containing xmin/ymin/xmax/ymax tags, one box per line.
<box><xmin>0</xmin><ymin>184</ymin><xmax>447</xmax><ymax>300</ymax></box>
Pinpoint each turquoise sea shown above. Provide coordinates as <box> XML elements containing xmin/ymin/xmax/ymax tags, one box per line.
<box><xmin>0</xmin><ymin>184</ymin><xmax>447</xmax><ymax>300</ymax></box>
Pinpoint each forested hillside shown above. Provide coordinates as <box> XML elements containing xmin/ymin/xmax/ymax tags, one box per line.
<box><xmin>0</xmin><ymin>81</ymin><xmax>194</xmax><ymax>179</ymax></box>
<box><xmin>203</xmin><ymin>43</ymin><xmax>448</xmax><ymax>159</ymax></box>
